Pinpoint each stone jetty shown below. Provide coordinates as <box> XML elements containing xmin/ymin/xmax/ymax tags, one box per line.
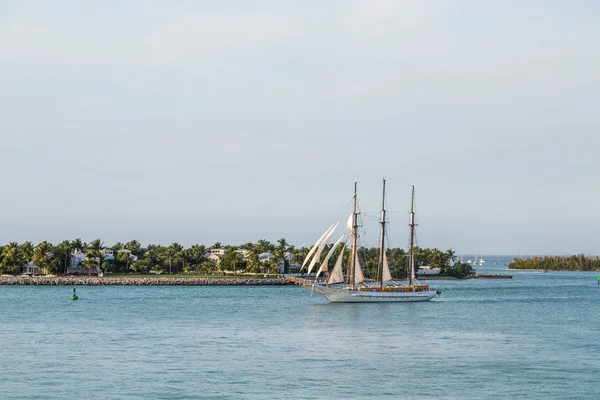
<box><xmin>0</xmin><ymin>276</ymin><xmax>294</xmax><ymax>286</ymax></box>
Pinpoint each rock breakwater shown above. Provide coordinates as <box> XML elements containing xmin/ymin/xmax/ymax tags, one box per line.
<box><xmin>0</xmin><ymin>276</ymin><xmax>294</xmax><ymax>286</ymax></box>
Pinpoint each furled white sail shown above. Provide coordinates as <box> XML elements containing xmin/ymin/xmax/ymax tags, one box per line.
<box><xmin>382</xmin><ymin>250</ymin><xmax>392</xmax><ymax>283</ymax></box>
<box><xmin>301</xmin><ymin>223</ymin><xmax>335</xmax><ymax>269</ymax></box>
<box><xmin>327</xmin><ymin>246</ymin><xmax>345</xmax><ymax>284</ymax></box>
<box><xmin>307</xmin><ymin>222</ymin><xmax>339</xmax><ymax>276</ymax></box>
<box><xmin>354</xmin><ymin>253</ymin><xmax>365</xmax><ymax>284</ymax></box>
<box><xmin>346</xmin><ymin>213</ymin><xmax>353</xmax><ymax>233</ymax></box>
<box><xmin>316</xmin><ymin>235</ymin><xmax>345</xmax><ymax>278</ymax></box>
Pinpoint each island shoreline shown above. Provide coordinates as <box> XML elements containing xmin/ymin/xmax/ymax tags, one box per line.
<box><xmin>0</xmin><ymin>276</ymin><xmax>295</xmax><ymax>286</ymax></box>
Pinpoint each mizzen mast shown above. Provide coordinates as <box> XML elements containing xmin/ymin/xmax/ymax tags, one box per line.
<box><xmin>378</xmin><ymin>178</ymin><xmax>387</xmax><ymax>290</ymax></box>
<box><xmin>408</xmin><ymin>185</ymin><xmax>416</xmax><ymax>286</ymax></box>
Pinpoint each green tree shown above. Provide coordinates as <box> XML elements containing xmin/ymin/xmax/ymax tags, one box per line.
<box><xmin>274</xmin><ymin>238</ymin><xmax>290</xmax><ymax>274</ymax></box>
<box><xmin>130</xmin><ymin>259</ymin><xmax>148</xmax><ymax>274</ymax></box>
<box><xmin>445</xmin><ymin>262</ymin><xmax>474</xmax><ymax>278</ymax></box>
<box><xmin>82</xmin><ymin>257</ymin><xmax>99</xmax><ymax>276</ymax></box>
<box><xmin>71</xmin><ymin>238</ymin><xmax>87</xmax><ymax>253</ymax></box>
<box><xmin>87</xmin><ymin>239</ymin><xmax>105</xmax><ymax>275</ymax></box>
<box><xmin>125</xmin><ymin>240</ymin><xmax>144</xmax><ymax>258</ymax></box>
<box><xmin>256</xmin><ymin>239</ymin><xmax>274</xmax><ymax>254</ymax></box>
<box><xmin>19</xmin><ymin>241</ymin><xmax>34</xmax><ymax>263</ymax></box>
<box><xmin>170</xmin><ymin>243</ymin><xmax>184</xmax><ymax>273</ymax></box>
<box><xmin>221</xmin><ymin>248</ymin><xmax>241</xmax><ymax>275</ymax></box>
<box><xmin>52</xmin><ymin>240</ymin><xmax>72</xmax><ymax>275</ymax></box>
<box><xmin>1</xmin><ymin>244</ymin><xmax>25</xmax><ymax>274</ymax></box>
<box><xmin>161</xmin><ymin>243</ymin><xmax>183</xmax><ymax>275</ymax></box>
<box><xmin>116</xmin><ymin>250</ymin><xmax>132</xmax><ymax>273</ymax></box>
<box><xmin>245</xmin><ymin>249</ymin><xmax>261</xmax><ymax>273</ymax></box>
<box><xmin>33</xmin><ymin>241</ymin><xmax>54</xmax><ymax>274</ymax></box>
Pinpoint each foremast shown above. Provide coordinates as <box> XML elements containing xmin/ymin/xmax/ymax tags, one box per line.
<box><xmin>346</xmin><ymin>181</ymin><xmax>359</xmax><ymax>289</ymax></box>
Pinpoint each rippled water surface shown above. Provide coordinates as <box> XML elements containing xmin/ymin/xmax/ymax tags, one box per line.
<box><xmin>1</xmin><ymin>262</ymin><xmax>599</xmax><ymax>399</ymax></box>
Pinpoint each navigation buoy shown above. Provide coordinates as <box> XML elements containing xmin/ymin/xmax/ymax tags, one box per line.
<box><xmin>71</xmin><ymin>287</ymin><xmax>78</xmax><ymax>301</ymax></box>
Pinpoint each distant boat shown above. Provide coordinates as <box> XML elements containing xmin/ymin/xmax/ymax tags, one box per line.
<box><xmin>479</xmin><ymin>255</ymin><xmax>486</xmax><ymax>265</ymax></box>
<box><xmin>301</xmin><ymin>181</ymin><xmax>439</xmax><ymax>303</ymax></box>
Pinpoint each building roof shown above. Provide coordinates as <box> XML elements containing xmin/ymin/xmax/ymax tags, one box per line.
<box><xmin>71</xmin><ymin>252</ymin><xmax>88</xmax><ymax>260</ymax></box>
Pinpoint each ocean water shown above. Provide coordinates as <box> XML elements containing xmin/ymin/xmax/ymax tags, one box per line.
<box><xmin>1</xmin><ymin>260</ymin><xmax>599</xmax><ymax>399</ymax></box>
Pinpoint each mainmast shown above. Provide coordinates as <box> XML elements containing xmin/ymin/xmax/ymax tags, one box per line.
<box><xmin>378</xmin><ymin>178</ymin><xmax>386</xmax><ymax>290</ymax></box>
<box><xmin>408</xmin><ymin>185</ymin><xmax>416</xmax><ymax>286</ymax></box>
<box><xmin>346</xmin><ymin>181</ymin><xmax>359</xmax><ymax>289</ymax></box>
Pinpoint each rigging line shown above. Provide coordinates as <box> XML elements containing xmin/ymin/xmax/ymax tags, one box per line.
<box><xmin>333</xmin><ymin>196</ymin><xmax>354</xmax><ymax>224</ymax></box>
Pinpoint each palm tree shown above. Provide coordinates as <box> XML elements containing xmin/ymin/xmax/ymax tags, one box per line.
<box><xmin>116</xmin><ymin>250</ymin><xmax>132</xmax><ymax>273</ymax></box>
<box><xmin>1</xmin><ymin>246</ymin><xmax>24</xmax><ymax>274</ymax></box>
<box><xmin>246</xmin><ymin>249</ymin><xmax>261</xmax><ymax>273</ymax></box>
<box><xmin>274</xmin><ymin>238</ymin><xmax>290</xmax><ymax>274</ymax></box>
<box><xmin>82</xmin><ymin>257</ymin><xmax>98</xmax><ymax>276</ymax></box>
<box><xmin>19</xmin><ymin>242</ymin><xmax>34</xmax><ymax>263</ymax></box>
<box><xmin>87</xmin><ymin>239</ymin><xmax>105</xmax><ymax>275</ymax></box>
<box><xmin>144</xmin><ymin>244</ymin><xmax>163</xmax><ymax>269</ymax></box>
<box><xmin>169</xmin><ymin>243</ymin><xmax>184</xmax><ymax>273</ymax></box>
<box><xmin>162</xmin><ymin>245</ymin><xmax>178</xmax><ymax>275</ymax></box>
<box><xmin>33</xmin><ymin>241</ymin><xmax>54</xmax><ymax>274</ymax></box>
<box><xmin>256</xmin><ymin>239</ymin><xmax>274</xmax><ymax>254</ymax></box>
<box><xmin>189</xmin><ymin>244</ymin><xmax>207</xmax><ymax>266</ymax></box>
<box><xmin>125</xmin><ymin>240</ymin><xmax>143</xmax><ymax>258</ymax></box>
<box><xmin>221</xmin><ymin>248</ymin><xmax>241</xmax><ymax>275</ymax></box>
<box><xmin>71</xmin><ymin>238</ymin><xmax>86</xmax><ymax>254</ymax></box>
<box><xmin>445</xmin><ymin>249</ymin><xmax>457</xmax><ymax>265</ymax></box>
<box><xmin>52</xmin><ymin>240</ymin><xmax>72</xmax><ymax>275</ymax></box>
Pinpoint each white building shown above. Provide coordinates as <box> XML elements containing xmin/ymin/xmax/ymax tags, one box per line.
<box><xmin>205</xmin><ymin>253</ymin><xmax>222</xmax><ymax>265</ymax></box>
<box><xmin>102</xmin><ymin>249</ymin><xmax>114</xmax><ymax>260</ymax></box>
<box><xmin>235</xmin><ymin>249</ymin><xmax>250</xmax><ymax>260</ymax></box>
<box><xmin>22</xmin><ymin>262</ymin><xmax>42</xmax><ymax>275</ymax></box>
<box><xmin>258</xmin><ymin>252</ymin><xmax>274</xmax><ymax>263</ymax></box>
<box><xmin>416</xmin><ymin>266</ymin><xmax>441</xmax><ymax>275</ymax></box>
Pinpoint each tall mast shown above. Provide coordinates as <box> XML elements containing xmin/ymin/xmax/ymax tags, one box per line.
<box><xmin>378</xmin><ymin>178</ymin><xmax>386</xmax><ymax>289</ymax></box>
<box><xmin>347</xmin><ymin>181</ymin><xmax>359</xmax><ymax>289</ymax></box>
<box><xmin>408</xmin><ymin>185</ymin><xmax>416</xmax><ymax>286</ymax></box>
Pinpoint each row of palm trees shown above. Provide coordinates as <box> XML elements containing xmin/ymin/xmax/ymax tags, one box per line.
<box><xmin>0</xmin><ymin>239</ymin><xmax>105</xmax><ymax>276</ymax></box>
<box><xmin>0</xmin><ymin>238</ymin><xmax>458</xmax><ymax>278</ymax></box>
<box><xmin>509</xmin><ymin>255</ymin><xmax>600</xmax><ymax>271</ymax></box>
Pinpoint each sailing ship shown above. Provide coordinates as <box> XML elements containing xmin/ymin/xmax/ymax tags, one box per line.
<box><xmin>300</xmin><ymin>180</ymin><xmax>439</xmax><ymax>303</ymax></box>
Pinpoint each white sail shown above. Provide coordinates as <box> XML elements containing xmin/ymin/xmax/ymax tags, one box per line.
<box><xmin>354</xmin><ymin>252</ymin><xmax>365</xmax><ymax>284</ymax></box>
<box><xmin>307</xmin><ymin>222</ymin><xmax>339</xmax><ymax>276</ymax></box>
<box><xmin>382</xmin><ymin>250</ymin><xmax>392</xmax><ymax>282</ymax></box>
<box><xmin>346</xmin><ymin>213</ymin><xmax>353</xmax><ymax>233</ymax></box>
<box><xmin>316</xmin><ymin>235</ymin><xmax>345</xmax><ymax>278</ymax></box>
<box><xmin>301</xmin><ymin>223</ymin><xmax>335</xmax><ymax>269</ymax></box>
<box><xmin>327</xmin><ymin>246</ymin><xmax>345</xmax><ymax>284</ymax></box>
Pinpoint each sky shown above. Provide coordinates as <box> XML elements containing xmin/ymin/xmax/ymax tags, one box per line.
<box><xmin>0</xmin><ymin>0</ymin><xmax>599</xmax><ymax>255</ymax></box>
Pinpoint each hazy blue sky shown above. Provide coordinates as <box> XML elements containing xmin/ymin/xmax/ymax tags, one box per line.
<box><xmin>1</xmin><ymin>1</ymin><xmax>598</xmax><ymax>254</ymax></box>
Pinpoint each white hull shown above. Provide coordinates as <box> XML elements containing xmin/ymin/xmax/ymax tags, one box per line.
<box><xmin>307</xmin><ymin>284</ymin><xmax>437</xmax><ymax>303</ymax></box>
